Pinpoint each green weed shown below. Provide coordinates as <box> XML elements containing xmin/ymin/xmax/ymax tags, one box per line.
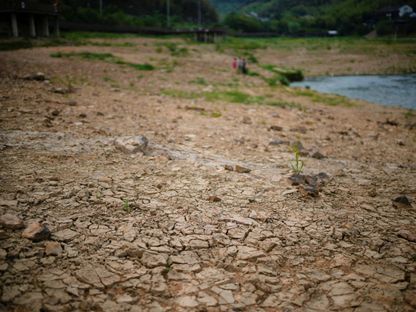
<box><xmin>123</xmin><ymin>199</ymin><xmax>132</xmax><ymax>213</ymax></box>
<box><xmin>156</xmin><ymin>42</ymin><xmax>189</xmax><ymax>57</ymax></box>
<box><xmin>290</xmin><ymin>145</ymin><xmax>304</xmax><ymax>175</ymax></box>
<box><xmin>292</xmin><ymin>88</ymin><xmax>356</xmax><ymax>107</ymax></box>
<box><xmin>190</xmin><ymin>77</ymin><xmax>208</xmax><ymax>85</ymax></box>
<box><xmin>50</xmin><ymin>51</ymin><xmax>155</xmax><ymax>71</ymax></box>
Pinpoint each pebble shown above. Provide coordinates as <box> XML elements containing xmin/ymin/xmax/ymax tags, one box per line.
<box><xmin>0</xmin><ymin>214</ymin><xmax>24</xmax><ymax>229</ymax></box>
<box><xmin>45</xmin><ymin>242</ymin><xmax>63</xmax><ymax>256</ymax></box>
<box><xmin>22</xmin><ymin>222</ymin><xmax>50</xmax><ymax>242</ymax></box>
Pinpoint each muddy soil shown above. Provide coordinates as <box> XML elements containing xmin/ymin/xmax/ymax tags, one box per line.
<box><xmin>0</xmin><ymin>37</ymin><xmax>415</xmax><ymax>312</ymax></box>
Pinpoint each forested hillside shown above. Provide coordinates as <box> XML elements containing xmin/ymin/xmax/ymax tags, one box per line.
<box><xmin>53</xmin><ymin>0</ymin><xmax>218</xmax><ymax>27</ymax></box>
<box><xmin>214</xmin><ymin>0</ymin><xmax>416</xmax><ymax>35</ymax></box>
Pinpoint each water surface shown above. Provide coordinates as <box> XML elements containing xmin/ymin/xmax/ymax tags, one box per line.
<box><xmin>292</xmin><ymin>74</ymin><xmax>416</xmax><ymax>109</ymax></box>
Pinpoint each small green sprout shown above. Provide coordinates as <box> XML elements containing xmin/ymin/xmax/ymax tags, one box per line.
<box><xmin>290</xmin><ymin>145</ymin><xmax>304</xmax><ymax>175</ymax></box>
<box><xmin>123</xmin><ymin>199</ymin><xmax>132</xmax><ymax>213</ymax></box>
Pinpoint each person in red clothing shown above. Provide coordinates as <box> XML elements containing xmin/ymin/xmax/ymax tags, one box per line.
<box><xmin>232</xmin><ymin>57</ymin><xmax>238</xmax><ymax>71</ymax></box>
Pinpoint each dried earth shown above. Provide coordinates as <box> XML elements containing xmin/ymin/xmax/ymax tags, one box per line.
<box><xmin>0</xmin><ymin>36</ymin><xmax>415</xmax><ymax>312</ymax></box>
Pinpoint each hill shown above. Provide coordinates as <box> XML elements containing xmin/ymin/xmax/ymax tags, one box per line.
<box><xmin>213</xmin><ymin>0</ymin><xmax>416</xmax><ymax>34</ymax></box>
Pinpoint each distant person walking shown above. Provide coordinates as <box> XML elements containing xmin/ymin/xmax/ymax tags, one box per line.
<box><xmin>232</xmin><ymin>57</ymin><xmax>238</xmax><ymax>71</ymax></box>
<box><xmin>241</xmin><ymin>58</ymin><xmax>248</xmax><ymax>75</ymax></box>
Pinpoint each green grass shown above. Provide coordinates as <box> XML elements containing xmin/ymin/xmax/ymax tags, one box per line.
<box><xmin>204</xmin><ymin>90</ymin><xmax>265</xmax><ymax>104</ymax></box>
<box><xmin>155</xmin><ymin>42</ymin><xmax>189</xmax><ymax>57</ymax></box>
<box><xmin>190</xmin><ymin>77</ymin><xmax>208</xmax><ymax>85</ymax></box>
<box><xmin>163</xmin><ymin>88</ymin><xmax>302</xmax><ymax>109</ymax></box>
<box><xmin>292</xmin><ymin>88</ymin><xmax>356</xmax><ymax>107</ymax></box>
<box><xmin>260</xmin><ymin>64</ymin><xmax>304</xmax><ymax>82</ymax></box>
<box><xmin>50</xmin><ymin>51</ymin><xmax>155</xmax><ymax>71</ymax></box>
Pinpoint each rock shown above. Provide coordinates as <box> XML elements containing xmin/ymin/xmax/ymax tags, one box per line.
<box><xmin>22</xmin><ymin>222</ymin><xmax>50</xmax><ymax>242</ymax></box>
<box><xmin>176</xmin><ymin>296</ymin><xmax>199</xmax><ymax>308</ymax></box>
<box><xmin>0</xmin><ymin>213</ymin><xmax>24</xmax><ymax>229</ymax></box>
<box><xmin>242</xmin><ymin>117</ymin><xmax>252</xmax><ymax>124</ymax></box>
<box><xmin>224</xmin><ymin>164</ymin><xmax>234</xmax><ymax>171</ymax></box>
<box><xmin>52</xmin><ymin>87</ymin><xmax>72</xmax><ymax>94</ymax></box>
<box><xmin>141</xmin><ymin>252</ymin><xmax>168</xmax><ymax>268</ymax></box>
<box><xmin>235</xmin><ymin>165</ymin><xmax>251</xmax><ymax>173</ymax></box>
<box><xmin>269</xmin><ymin>125</ymin><xmax>283</xmax><ymax>131</ymax></box>
<box><xmin>392</xmin><ymin>195</ymin><xmax>412</xmax><ymax>208</ymax></box>
<box><xmin>0</xmin><ymin>199</ymin><xmax>17</xmax><ymax>207</ymax></box>
<box><xmin>237</xmin><ymin>246</ymin><xmax>265</xmax><ymax>260</ymax></box>
<box><xmin>66</xmin><ymin>100</ymin><xmax>77</xmax><ymax>106</ymax></box>
<box><xmin>45</xmin><ymin>242</ymin><xmax>63</xmax><ymax>256</ymax></box>
<box><xmin>197</xmin><ymin>292</ymin><xmax>218</xmax><ymax>306</ymax></box>
<box><xmin>220</xmin><ymin>215</ymin><xmax>258</xmax><ymax>226</ymax></box>
<box><xmin>52</xmin><ymin>229</ymin><xmax>79</xmax><ymax>242</ymax></box>
<box><xmin>208</xmin><ymin>196</ymin><xmax>221</xmax><ymax>202</ymax></box>
<box><xmin>404</xmin><ymin>290</ymin><xmax>416</xmax><ymax>308</ymax></box>
<box><xmin>299</xmin><ymin>184</ymin><xmax>320</xmax><ymax>197</ymax></box>
<box><xmin>269</xmin><ymin>139</ymin><xmax>288</xmax><ymax>146</ymax></box>
<box><xmin>397</xmin><ymin>230</ymin><xmax>416</xmax><ymax>243</ymax></box>
<box><xmin>288</xmin><ymin>174</ymin><xmax>306</xmax><ymax>186</ymax></box>
<box><xmin>310</xmin><ymin>150</ymin><xmax>325</xmax><ymax>159</ymax></box>
<box><xmin>23</xmin><ymin>72</ymin><xmax>46</xmax><ymax>81</ymax></box>
<box><xmin>114</xmin><ymin>136</ymin><xmax>148</xmax><ymax>154</ymax></box>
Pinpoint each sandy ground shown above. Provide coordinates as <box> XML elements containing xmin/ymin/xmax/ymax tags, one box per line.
<box><xmin>0</xmin><ymin>37</ymin><xmax>415</xmax><ymax>312</ymax></box>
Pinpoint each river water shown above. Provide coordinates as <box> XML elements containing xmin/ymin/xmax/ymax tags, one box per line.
<box><xmin>291</xmin><ymin>74</ymin><xmax>416</xmax><ymax>109</ymax></box>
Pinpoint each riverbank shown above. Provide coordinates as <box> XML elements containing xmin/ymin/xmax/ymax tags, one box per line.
<box><xmin>0</xmin><ymin>35</ymin><xmax>415</xmax><ymax>311</ymax></box>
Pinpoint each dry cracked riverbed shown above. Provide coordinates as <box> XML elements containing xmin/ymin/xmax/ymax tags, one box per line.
<box><xmin>0</xmin><ymin>37</ymin><xmax>416</xmax><ymax>312</ymax></box>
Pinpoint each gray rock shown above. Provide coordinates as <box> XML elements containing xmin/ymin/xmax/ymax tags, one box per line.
<box><xmin>141</xmin><ymin>252</ymin><xmax>168</xmax><ymax>268</ymax></box>
<box><xmin>235</xmin><ymin>165</ymin><xmax>251</xmax><ymax>173</ymax></box>
<box><xmin>0</xmin><ymin>213</ymin><xmax>24</xmax><ymax>229</ymax></box>
<box><xmin>176</xmin><ymin>295</ymin><xmax>199</xmax><ymax>308</ymax></box>
<box><xmin>45</xmin><ymin>241</ymin><xmax>63</xmax><ymax>256</ymax></box>
<box><xmin>114</xmin><ymin>136</ymin><xmax>148</xmax><ymax>154</ymax></box>
<box><xmin>22</xmin><ymin>222</ymin><xmax>50</xmax><ymax>242</ymax></box>
<box><xmin>52</xmin><ymin>229</ymin><xmax>79</xmax><ymax>242</ymax></box>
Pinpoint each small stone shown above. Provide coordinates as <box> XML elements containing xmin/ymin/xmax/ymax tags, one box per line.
<box><xmin>141</xmin><ymin>252</ymin><xmax>168</xmax><ymax>268</ymax></box>
<box><xmin>393</xmin><ymin>195</ymin><xmax>412</xmax><ymax>207</ymax></box>
<box><xmin>45</xmin><ymin>241</ymin><xmax>63</xmax><ymax>256</ymax></box>
<box><xmin>176</xmin><ymin>295</ymin><xmax>199</xmax><ymax>308</ymax></box>
<box><xmin>242</xmin><ymin>117</ymin><xmax>252</xmax><ymax>124</ymax></box>
<box><xmin>310</xmin><ymin>150</ymin><xmax>325</xmax><ymax>159</ymax></box>
<box><xmin>23</xmin><ymin>72</ymin><xmax>46</xmax><ymax>81</ymax></box>
<box><xmin>269</xmin><ymin>125</ymin><xmax>283</xmax><ymax>131</ymax></box>
<box><xmin>299</xmin><ymin>184</ymin><xmax>320</xmax><ymax>197</ymax></box>
<box><xmin>224</xmin><ymin>164</ymin><xmax>234</xmax><ymax>171</ymax></box>
<box><xmin>22</xmin><ymin>222</ymin><xmax>50</xmax><ymax>242</ymax></box>
<box><xmin>66</xmin><ymin>100</ymin><xmax>77</xmax><ymax>106</ymax></box>
<box><xmin>52</xmin><ymin>229</ymin><xmax>79</xmax><ymax>242</ymax></box>
<box><xmin>114</xmin><ymin>136</ymin><xmax>148</xmax><ymax>154</ymax></box>
<box><xmin>0</xmin><ymin>230</ymin><xmax>8</xmax><ymax>239</ymax></box>
<box><xmin>235</xmin><ymin>165</ymin><xmax>251</xmax><ymax>173</ymax></box>
<box><xmin>269</xmin><ymin>139</ymin><xmax>288</xmax><ymax>146</ymax></box>
<box><xmin>208</xmin><ymin>196</ymin><xmax>221</xmax><ymax>202</ymax></box>
<box><xmin>398</xmin><ymin>230</ymin><xmax>416</xmax><ymax>243</ymax></box>
<box><xmin>0</xmin><ymin>213</ymin><xmax>24</xmax><ymax>229</ymax></box>
<box><xmin>288</xmin><ymin>174</ymin><xmax>306</xmax><ymax>186</ymax></box>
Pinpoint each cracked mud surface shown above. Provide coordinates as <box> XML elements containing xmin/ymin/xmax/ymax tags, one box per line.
<box><xmin>0</xmin><ymin>37</ymin><xmax>415</xmax><ymax>311</ymax></box>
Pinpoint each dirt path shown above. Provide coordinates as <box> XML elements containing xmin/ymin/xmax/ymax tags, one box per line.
<box><xmin>0</xmin><ymin>37</ymin><xmax>415</xmax><ymax>312</ymax></box>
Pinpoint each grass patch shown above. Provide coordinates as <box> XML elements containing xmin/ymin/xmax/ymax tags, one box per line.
<box><xmin>162</xmin><ymin>89</ymin><xmax>199</xmax><ymax>99</ymax></box>
<box><xmin>156</xmin><ymin>42</ymin><xmax>189</xmax><ymax>57</ymax></box>
<box><xmin>204</xmin><ymin>90</ymin><xmax>265</xmax><ymax>104</ymax></box>
<box><xmin>163</xmin><ymin>88</ymin><xmax>302</xmax><ymax>110</ymax></box>
<box><xmin>50</xmin><ymin>51</ymin><xmax>155</xmax><ymax>71</ymax></box>
<box><xmin>190</xmin><ymin>77</ymin><xmax>208</xmax><ymax>85</ymax></box>
<box><xmin>292</xmin><ymin>88</ymin><xmax>356</xmax><ymax>107</ymax></box>
<box><xmin>260</xmin><ymin>64</ymin><xmax>304</xmax><ymax>82</ymax></box>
